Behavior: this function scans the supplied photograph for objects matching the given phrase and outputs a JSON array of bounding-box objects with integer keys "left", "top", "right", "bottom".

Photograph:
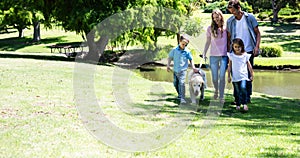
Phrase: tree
[
  {"left": 1, "top": 7, "right": 32, "bottom": 38},
  {"left": 271, "top": 0, "right": 300, "bottom": 23},
  {"left": 49, "top": 0, "right": 201, "bottom": 62},
  {"left": 0, "top": 0, "right": 50, "bottom": 41},
  {"left": 247, "top": 0, "right": 300, "bottom": 22}
]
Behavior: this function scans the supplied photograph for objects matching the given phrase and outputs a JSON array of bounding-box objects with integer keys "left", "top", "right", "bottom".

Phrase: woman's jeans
[
  {"left": 173, "top": 70, "right": 187, "bottom": 101},
  {"left": 233, "top": 80, "right": 247, "bottom": 106},
  {"left": 210, "top": 56, "right": 228, "bottom": 99}
]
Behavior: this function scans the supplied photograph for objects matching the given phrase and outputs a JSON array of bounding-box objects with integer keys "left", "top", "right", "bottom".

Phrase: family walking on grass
[{"left": 167, "top": 0, "right": 261, "bottom": 112}]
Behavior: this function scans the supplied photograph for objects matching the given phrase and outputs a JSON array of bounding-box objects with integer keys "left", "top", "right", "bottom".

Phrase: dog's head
[{"left": 190, "top": 75, "right": 204, "bottom": 96}]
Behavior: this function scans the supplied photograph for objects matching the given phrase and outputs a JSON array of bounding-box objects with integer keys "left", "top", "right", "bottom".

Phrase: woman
[{"left": 202, "top": 9, "right": 228, "bottom": 103}]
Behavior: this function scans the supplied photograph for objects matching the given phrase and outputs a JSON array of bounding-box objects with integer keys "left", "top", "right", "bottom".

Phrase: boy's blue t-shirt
[{"left": 168, "top": 45, "right": 193, "bottom": 73}]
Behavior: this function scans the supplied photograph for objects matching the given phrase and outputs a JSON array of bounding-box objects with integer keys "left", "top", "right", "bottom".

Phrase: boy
[{"left": 167, "top": 36, "right": 198, "bottom": 104}]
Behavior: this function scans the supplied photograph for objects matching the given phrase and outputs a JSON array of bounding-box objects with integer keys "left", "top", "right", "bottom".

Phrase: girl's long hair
[{"left": 211, "top": 9, "right": 224, "bottom": 38}]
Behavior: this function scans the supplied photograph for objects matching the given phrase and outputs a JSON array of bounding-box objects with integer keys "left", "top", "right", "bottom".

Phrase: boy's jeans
[
  {"left": 210, "top": 56, "right": 228, "bottom": 99},
  {"left": 232, "top": 80, "right": 247, "bottom": 106},
  {"left": 173, "top": 70, "right": 186, "bottom": 101}
]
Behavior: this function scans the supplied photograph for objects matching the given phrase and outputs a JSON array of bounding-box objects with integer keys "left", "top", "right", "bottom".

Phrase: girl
[
  {"left": 227, "top": 38, "right": 254, "bottom": 111},
  {"left": 203, "top": 9, "right": 228, "bottom": 103}
]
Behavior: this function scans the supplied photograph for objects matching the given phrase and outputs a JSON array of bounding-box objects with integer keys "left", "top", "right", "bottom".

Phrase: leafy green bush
[
  {"left": 280, "top": 15, "right": 299, "bottom": 22},
  {"left": 278, "top": 5, "right": 300, "bottom": 16},
  {"left": 257, "top": 12, "right": 269, "bottom": 21},
  {"left": 153, "top": 44, "right": 174, "bottom": 61},
  {"left": 203, "top": 0, "right": 253, "bottom": 14},
  {"left": 279, "top": 7, "right": 294, "bottom": 16},
  {"left": 260, "top": 45, "right": 283, "bottom": 57}
]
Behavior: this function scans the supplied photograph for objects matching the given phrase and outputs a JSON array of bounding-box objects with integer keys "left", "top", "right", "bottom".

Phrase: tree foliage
[
  {"left": 246, "top": 0, "right": 300, "bottom": 22},
  {"left": 49, "top": 0, "right": 203, "bottom": 61},
  {"left": 0, "top": 0, "right": 50, "bottom": 41}
]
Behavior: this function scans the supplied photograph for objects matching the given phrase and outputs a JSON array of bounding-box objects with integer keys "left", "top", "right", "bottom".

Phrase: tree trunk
[
  {"left": 18, "top": 28, "right": 24, "bottom": 38},
  {"left": 84, "top": 30, "right": 109, "bottom": 63},
  {"left": 96, "top": 35, "right": 109, "bottom": 63},
  {"left": 271, "top": 0, "right": 281, "bottom": 23},
  {"left": 85, "top": 30, "right": 99, "bottom": 62},
  {"left": 33, "top": 21, "right": 41, "bottom": 42},
  {"left": 177, "top": 33, "right": 180, "bottom": 44}
]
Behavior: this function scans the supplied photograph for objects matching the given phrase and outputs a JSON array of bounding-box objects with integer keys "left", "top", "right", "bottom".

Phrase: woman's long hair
[{"left": 211, "top": 9, "right": 224, "bottom": 38}]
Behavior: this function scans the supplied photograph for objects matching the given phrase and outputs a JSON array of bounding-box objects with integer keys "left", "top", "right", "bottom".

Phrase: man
[
  {"left": 167, "top": 36, "right": 198, "bottom": 104},
  {"left": 226, "top": 0, "right": 261, "bottom": 103}
]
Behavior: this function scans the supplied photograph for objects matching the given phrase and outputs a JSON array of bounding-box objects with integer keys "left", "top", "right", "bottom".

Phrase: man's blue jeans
[
  {"left": 233, "top": 80, "right": 247, "bottom": 106},
  {"left": 173, "top": 70, "right": 187, "bottom": 101},
  {"left": 246, "top": 51, "right": 254, "bottom": 102},
  {"left": 210, "top": 56, "right": 228, "bottom": 99}
]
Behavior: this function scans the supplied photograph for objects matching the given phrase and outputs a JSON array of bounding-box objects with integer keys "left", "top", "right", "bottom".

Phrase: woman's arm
[{"left": 203, "top": 36, "right": 211, "bottom": 60}]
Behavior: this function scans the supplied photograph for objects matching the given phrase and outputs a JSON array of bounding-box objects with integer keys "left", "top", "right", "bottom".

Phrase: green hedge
[
  {"left": 260, "top": 45, "right": 283, "bottom": 57},
  {"left": 279, "top": 15, "right": 299, "bottom": 22},
  {"left": 203, "top": 0, "right": 253, "bottom": 14}
]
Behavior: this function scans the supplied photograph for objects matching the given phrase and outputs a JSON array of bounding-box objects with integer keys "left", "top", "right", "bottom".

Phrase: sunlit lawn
[
  {"left": 0, "top": 57, "right": 299, "bottom": 157},
  {"left": 0, "top": 25, "right": 82, "bottom": 53}
]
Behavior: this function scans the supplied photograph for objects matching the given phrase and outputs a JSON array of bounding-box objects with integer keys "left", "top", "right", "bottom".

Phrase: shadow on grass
[
  {"left": 130, "top": 90, "right": 300, "bottom": 133},
  {"left": 0, "top": 53, "right": 75, "bottom": 62},
  {"left": 0, "top": 36, "right": 68, "bottom": 51},
  {"left": 281, "top": 41, "right": 300, "bottom": 53},
  {"left": 0, "top": 30, "right": 17, "bottom": 35},
  {"left": 258, "top": 146, "right": 298, "bottom": 157},
  {"left": 259, "top": 22, "right": 300, "bottom": 33},
  {"left": 262, "top": 34, "right": 300, "bottom": 53}
]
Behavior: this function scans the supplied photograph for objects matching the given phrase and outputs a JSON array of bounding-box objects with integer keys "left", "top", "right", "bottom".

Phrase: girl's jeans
[
  {"left": 210, "top": 56, "right": 228, "bottom": 99},
  {"left": 173, "top": 70, "right": 186, "bottom": 101},
  {"left": 232, "top": 80, "right": 247, "bottom": 106}
]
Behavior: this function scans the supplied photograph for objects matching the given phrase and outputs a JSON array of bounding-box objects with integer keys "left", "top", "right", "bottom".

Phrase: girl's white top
[{"left": 227, "top": 52, "right": 251, "bottom": 82}]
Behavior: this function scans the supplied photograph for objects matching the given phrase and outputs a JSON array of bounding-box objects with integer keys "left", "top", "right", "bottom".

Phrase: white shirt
[
  {"left": 236, "top": 15, "right": 252, "bottom": 52},
  {"left": 228, "top": 52, "right": 251, "bottom": 82}
]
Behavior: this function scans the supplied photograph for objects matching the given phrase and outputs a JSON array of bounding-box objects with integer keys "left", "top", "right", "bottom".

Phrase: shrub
[
  {"left": 278, "top": 7, "right": 294, "bottom": 16},
  {"left": 280, "top": 15, "right": 299, "bottom": 22},
  {"left": 258, "top": 12, "right": 269, "bottom": 21},
  {"left": 203, "top": 0, "right": 253, "bottom": 14},
  {"left": 260, "top": 45, "right": 283, "bottom": 57}
]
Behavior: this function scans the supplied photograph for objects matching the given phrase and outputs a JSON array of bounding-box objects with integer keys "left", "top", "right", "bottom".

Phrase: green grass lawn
[
  {"left": 0, "top": 25, "right": 82, "bottom": 53},
  {"left": 0, "top": 57, "right": 299, "bottom": 157}
]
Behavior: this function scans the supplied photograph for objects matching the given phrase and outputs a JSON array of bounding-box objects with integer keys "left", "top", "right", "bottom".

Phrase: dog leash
[{"left": 199, "top": 54, "right": 203, "bottom": 69}]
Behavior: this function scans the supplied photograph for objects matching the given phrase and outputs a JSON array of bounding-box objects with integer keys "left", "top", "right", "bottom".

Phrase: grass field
[{"left": 0, "top": 58, "right": 299, "bottom": 157}]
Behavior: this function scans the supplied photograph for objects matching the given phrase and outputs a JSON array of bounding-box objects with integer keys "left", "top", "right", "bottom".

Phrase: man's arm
[
  {"left": 227, "top": 31, "right": 231, "bottom": 52},
  {"left": 253, "top": 26, "right": 261, "bottom": 56},
  {"left": 247, "top": 61, "right": 254, "bottom": 81}
]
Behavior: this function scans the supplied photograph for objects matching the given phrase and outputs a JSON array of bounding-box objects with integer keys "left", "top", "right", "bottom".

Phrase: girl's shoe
[
  {"left": 220, "top": 98, "right": 225, "bottom": 104},
  {"left": 243, "top": 105, "right": 248, "bottom": 111},
  {"left": 236, "top": 106, "right": 240, "bottom": 110}
]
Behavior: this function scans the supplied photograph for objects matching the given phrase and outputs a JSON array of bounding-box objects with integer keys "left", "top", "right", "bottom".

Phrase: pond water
[{"left": 134, "top": 67, "right": 300, "bottom": 99}]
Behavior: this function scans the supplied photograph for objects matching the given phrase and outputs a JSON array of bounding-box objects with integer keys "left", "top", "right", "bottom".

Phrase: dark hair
[
  {"left": 232, "top": 38, "right": 245, "bottom": 53},
  {"left": 227, "top": 0, "right": 240, "bottom": 9},
  {"left": 180, "top": 35, "right": 189, "bottom": 43}
]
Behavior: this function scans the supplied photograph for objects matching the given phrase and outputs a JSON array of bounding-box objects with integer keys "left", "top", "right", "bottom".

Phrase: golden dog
[{"left": 188, "top": 69, "right": 205, "bottom": 104}]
